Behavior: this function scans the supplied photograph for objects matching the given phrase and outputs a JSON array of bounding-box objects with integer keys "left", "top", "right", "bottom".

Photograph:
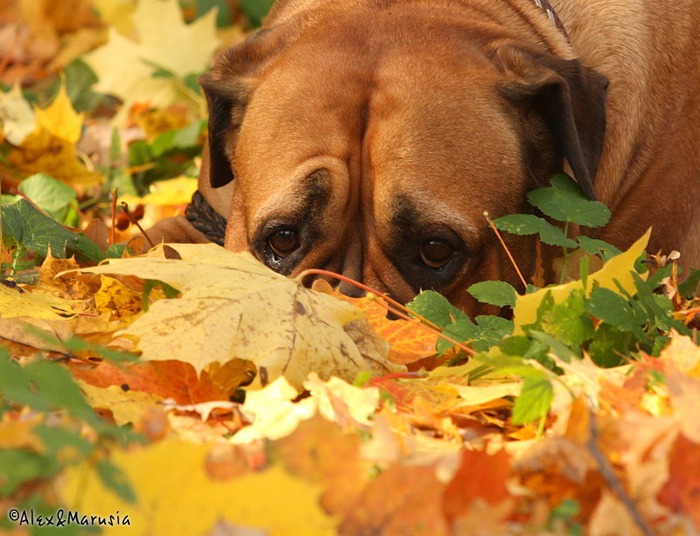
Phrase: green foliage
[
  {"left": 467, "top": 280, "right": 517, "bottom": 308},
  {"left": 2, "top": 199, "right": 105, "bottom": 270},
  {"left": 526, "top": 173, "right": 610, "bottom": 227},
  {"left": 128, "top": 120, "right": 205, "bottom": 193},
  {"left": 17, "top": 173, "right": 79, "bottom": 226},
  {"left": 239, "top": 0, "right": 276, "bottom": 26},
  {"left": 493, "top": 174, "right": 612, "bottom": 279},
  {"left": 409, "top": 173, "right": 695, "bottom": 428},
  {"left": 0, "top": 350, "right": 141, "bottom": 502}
]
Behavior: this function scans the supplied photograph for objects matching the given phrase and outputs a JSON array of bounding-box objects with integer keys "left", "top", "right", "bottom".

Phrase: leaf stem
[
  {"left": 296, "top": 268, "right": 476, "bottom": 356},
  {"left": 483, "top": 212, "right": 528, "bottom": 291},
  {"left": 559, "top": 221, "right": 570, "bottom": 284}
]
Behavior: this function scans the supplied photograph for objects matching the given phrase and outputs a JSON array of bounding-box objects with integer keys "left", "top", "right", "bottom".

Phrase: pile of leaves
[{"left": 1, "top": 1, "right": 700, "bottom": 535}]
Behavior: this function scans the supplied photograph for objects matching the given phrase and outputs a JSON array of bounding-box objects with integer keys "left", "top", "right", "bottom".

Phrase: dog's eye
[
  {"left": 269, "top": 228, "right": 300, "bottom": 258},
  {"left": 419, "top": 239, "right": 454, "bottom": 269}
]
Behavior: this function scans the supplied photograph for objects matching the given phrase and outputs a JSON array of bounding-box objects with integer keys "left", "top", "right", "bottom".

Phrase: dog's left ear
[
  {"left": 199, "top": 25, "right": 297, "bottom": 188},
  {"left": 495, "top": 44, "right": 609, "bottom": 199}
]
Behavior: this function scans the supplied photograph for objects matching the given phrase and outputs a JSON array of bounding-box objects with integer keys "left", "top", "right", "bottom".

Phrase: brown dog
[{"left": 165, "top": 0, "right": 700, "bottom": 312}]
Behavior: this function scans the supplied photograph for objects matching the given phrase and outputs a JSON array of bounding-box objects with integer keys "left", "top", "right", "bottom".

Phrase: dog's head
[{"left": 200, "top": 1, "right": 607, "bottom": 313}]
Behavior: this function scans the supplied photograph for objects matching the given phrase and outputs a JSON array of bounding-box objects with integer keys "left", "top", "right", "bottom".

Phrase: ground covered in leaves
[{"left": 1, "top": 1, "right": 700, "bottom": 535}]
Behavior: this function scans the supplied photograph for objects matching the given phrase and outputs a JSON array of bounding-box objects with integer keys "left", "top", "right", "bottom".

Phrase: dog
[{"left": 155, "top": 0, "right": 700, "bottom": 313}]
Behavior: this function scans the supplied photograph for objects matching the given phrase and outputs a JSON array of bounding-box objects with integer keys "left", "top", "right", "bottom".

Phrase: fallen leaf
[
  {"left": 275, "top": 415, "right": 370, "bottom": 516},
  {"left": 34, "top": 82, "right": 84, "bottom": 144},
  {"left": 443, "top": 447, "right": 512, "bottom": 523},
  {"left": 61, "top": 438, "right": 336, "bottom": 536},
  {"left": 84, "top": 0, "right": 219, "bottom": 116},
  {"left": 0, "top": 283, "right": 78, "bottom": 320},
  {"left": 68, "top": 359, "right": 229, "bottom": 404},
  {"left": 232, "top": 377, "right": 316, "bottom": 443},
  {"left": 0, "top": 83, "right": 35, "bottom": 145},
  {"left": 341, "top": 294, "right": 439, "bottom": 364},
  {"left": 657, "top": 433, "right": 700, "bottom": 528},
  {"left": 77, "top": 380, "right": 163, "bottom": 426},
  {"left": 78, "top": 243, "right": 403, "bottom": 390},
  {"left": 514, "top": 229, "right": 651, "bottom": 332},
  {"left": 338, "top": 465, "right": 449, "bottom": 536}
]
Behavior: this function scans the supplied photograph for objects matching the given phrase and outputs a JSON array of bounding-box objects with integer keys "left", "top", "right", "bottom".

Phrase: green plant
[
  {"left": 408, "top": 173, "right": 695, "bottom": 430},
  {"left": 0, "top": 348, "right": 142, "bottom": 535}
]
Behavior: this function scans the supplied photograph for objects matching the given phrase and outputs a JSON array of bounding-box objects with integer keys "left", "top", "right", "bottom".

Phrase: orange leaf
[
  {"left": 341, "top": 294, "right": 439, "bottom": 365},
  {"left": 68, "top": 359, "right": 228, "bottom": 403},
  {"left": 443, "top": 447, "right": 511, "bottom": 523},
  {"left": 657, "top": 434, "right": 700, "bottom": 528},
  {"left": 340, "top": 465, "right": 449, "bottom": 535}
]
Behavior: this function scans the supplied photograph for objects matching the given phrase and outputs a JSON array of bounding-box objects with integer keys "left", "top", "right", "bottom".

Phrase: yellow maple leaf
[
  {"left": 120, "top": 176, "right": 197, "bottom": 207},
  {"left": 83, "top": 0, "right": 219, "bottom": 116},
  {"left": 93, "top": 0, "right": 136, "bottom": 35},
  {"left": 60, "top": 439, "right": 336, "bottom": 536},
  {"left": 77, "top": 244, "right": 403, "bottom": 390},
  {"left": 9, "top": 85, "right": 103, "bottom": 189},
  {"left": 0, "top": 283, "right": 78, "bottom": 320},
  {"left": 77, "top": 380, "right": 164, "bottom": 426},
  {"left": 513, "top": 229, "right": 651, "bottom": 332},
  {"left": 34, "top": 83, "right": 84, "bottom": 144}
]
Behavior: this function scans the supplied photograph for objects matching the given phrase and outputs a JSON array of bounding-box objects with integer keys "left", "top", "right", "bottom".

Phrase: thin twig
[
  {"left": 585, "top": 403, "right": 654, "bottom": 536},
  {"left": 297, "top": 268, "right": 476, "bottom": 356},
  {"left": 121, "top": 202, "right": 155, "bottom": 248}
]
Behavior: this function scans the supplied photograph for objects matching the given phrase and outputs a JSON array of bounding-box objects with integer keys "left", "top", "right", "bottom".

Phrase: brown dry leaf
[
  {"left": 78, "top": 243, "right": 404, "bottom": 390},
  {"left": 37, "top": 253, "right": 101, "bottom": 302},
  {"left": 94, "top": 275, "right": 144, "bottom": 322}
]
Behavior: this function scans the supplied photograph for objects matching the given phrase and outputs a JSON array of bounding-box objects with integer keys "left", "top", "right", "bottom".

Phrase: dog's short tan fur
[{"left": 164, "top": 0, "right": 700, "bottom": 312}]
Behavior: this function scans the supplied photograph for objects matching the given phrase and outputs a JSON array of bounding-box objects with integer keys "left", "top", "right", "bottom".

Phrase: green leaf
[
  {"left": 96, "top": 458, "right": 137, "bottom": 503},
  {"left": 528, "top": 330, "right": 579, "bottom": 364},
  {"left": 63, "top": 59, "right": 104, "bottom": 112},
  {"left": 407, "top": 290, "right": 468, "bottom": 328},
  {"left": 536, "top": 288, "right": 594, "bottom": 350},
  {"left": 17, "top": 173, "right": 77, "bottom": 224},
  {"left": 586, "top": 287, "right": 636, "bottom": 331},
  {"left": 679, "top": 268, "right": 700, "bottom": 299},
  {"left": 467, "top": 280, "right": 517, "bottom": 308},
  {"left": 587, "top": 323, "right": 632, "bottom": 367},
  {"left": 493, "top": 213, "right": 576, "bottom": 248},
  {"left": 577, "top": 235, "right": 621, "bottom": 260},
  {"left": 438, "top": 316, "right": 479, "bottom": 354},
  {"left": 0, "top": 353, "right": 102, "bottom": 429},
  {"left": 33, "top": 424, "right": 93, "bottom": 459},
  {"left": 239, "top": 0, "right": 275, "bottom": 26},
  {"left": 527, "top": 174, "right": 611, "bottom": 227},
  {"left": 150, "top": 120, "right": 205, "bottom": 157},
  {"left": 0, "top": 450, "right": 54, "bottom": 496},
  {"left": 1, "top": 199, "right": 104, "bottom": 263},
  {"left": 511, "top": 376, "right": 553, "bottom": 425}
]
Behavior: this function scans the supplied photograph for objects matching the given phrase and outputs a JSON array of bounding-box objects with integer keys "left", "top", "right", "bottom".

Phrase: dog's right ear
[{"left": 199, "top": 27, "right": 295, "bottom": 188}]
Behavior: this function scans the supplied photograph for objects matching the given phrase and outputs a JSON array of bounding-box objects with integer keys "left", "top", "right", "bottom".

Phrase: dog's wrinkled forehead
[{"left": 231, "top": 17, "right": 523, "bottom": 217}]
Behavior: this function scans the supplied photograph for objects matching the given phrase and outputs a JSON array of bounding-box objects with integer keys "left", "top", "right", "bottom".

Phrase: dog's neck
[{"left": 533, "top": 0, "right": 569, "bottom": 40}]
